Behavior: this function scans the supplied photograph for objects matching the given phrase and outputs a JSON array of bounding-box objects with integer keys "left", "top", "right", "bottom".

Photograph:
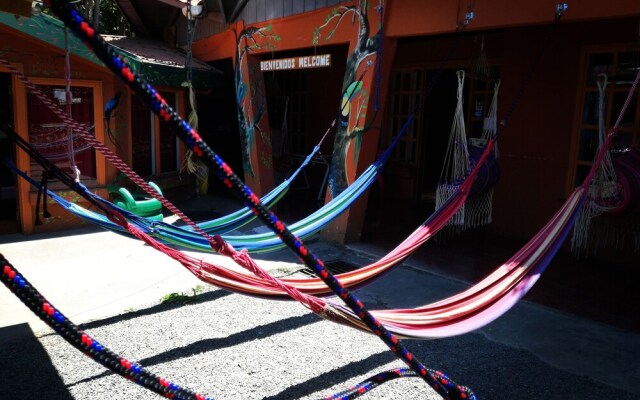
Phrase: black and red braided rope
[
  {"left": 324, "top": 368, "right": 417, "bottom": 400},
  {"left": 43, "top": 1, "right": 474, "bottom": 398},
  {"left": 4, "top": 125, "right": 412, "bottom": 400},
  {"left": 0, "top": 254, "right": 213, "bottom": 400}
]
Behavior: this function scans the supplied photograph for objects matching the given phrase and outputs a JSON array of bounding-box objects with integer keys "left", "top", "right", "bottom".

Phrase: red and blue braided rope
[
  {"left": 4, "top": 124, "right": 429, "bottom": 399},
  {"left": 324, "top": 368, "right": 417, "bottom": 400},
  {"left": 0, "top": 255, "right": 213, "bottom": 400},
  {"left": 43, "top": 1, "right": 475, "bottom": 398}
]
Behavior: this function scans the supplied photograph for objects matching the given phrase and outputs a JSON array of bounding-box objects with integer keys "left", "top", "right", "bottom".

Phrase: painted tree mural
[
  {"left": 314, "top": 1, "right": 382, "bottom": 197},
  {"left": 234, "top": 25, "right": 279, "bottom": 177}
]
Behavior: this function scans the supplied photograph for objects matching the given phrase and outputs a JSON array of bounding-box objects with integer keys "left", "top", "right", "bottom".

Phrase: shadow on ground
[{"left": 0, "top": 323, "right": 73, "bottom": 399}]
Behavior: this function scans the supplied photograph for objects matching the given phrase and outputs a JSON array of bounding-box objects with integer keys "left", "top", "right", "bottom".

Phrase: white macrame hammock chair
[
  {"left": 436, "top": 70, "right": 500, "bottom": 231},
  {"left": 571, "top": 73, "right": 621, "bottom": 253}
]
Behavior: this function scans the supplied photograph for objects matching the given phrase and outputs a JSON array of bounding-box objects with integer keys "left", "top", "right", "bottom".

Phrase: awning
[
  {"left": 103, "top": 35, "right": 221, "bottom": 90},
  {"left": 0, "top": 9, "right": 103, "bottom": 66},
  {"left": 0, "top": 9, "right": 221, "bottom": 90}
]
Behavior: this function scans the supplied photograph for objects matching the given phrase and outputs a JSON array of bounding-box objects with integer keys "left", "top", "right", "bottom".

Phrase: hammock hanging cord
[{"left": 64, "top": 26, "right": 81, "bottom": 182}]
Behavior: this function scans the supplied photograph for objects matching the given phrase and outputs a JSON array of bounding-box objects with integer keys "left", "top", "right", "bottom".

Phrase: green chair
[{"left": 112, "top": 181, "right": 164, "bottom": 221}]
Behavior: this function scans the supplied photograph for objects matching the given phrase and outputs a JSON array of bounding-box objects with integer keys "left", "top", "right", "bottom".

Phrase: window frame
[
  {"left": 26, "top": 77, "right": 106, "bottom": 188},
  {"left": 385, "top": 67, "right": 425, "bottom": 166},
  {"left": 567, "top": 44, "right": 640, "bottom": 196},
  {"left": 129, "top": 87, "right": 186, "bottom": 177}
]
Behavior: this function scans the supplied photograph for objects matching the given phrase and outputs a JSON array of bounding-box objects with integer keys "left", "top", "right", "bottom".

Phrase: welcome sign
[{"left": 260, "top": 54, "right": 332, "bottom": 71}]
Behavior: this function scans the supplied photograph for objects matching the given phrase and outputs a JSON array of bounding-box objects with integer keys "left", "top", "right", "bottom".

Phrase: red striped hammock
[
  {"left": 118, "top": 64, "right": 638, "bottom": 340},
  {"left": 117, "top": 136, "right": 586, "bottom": 339}
]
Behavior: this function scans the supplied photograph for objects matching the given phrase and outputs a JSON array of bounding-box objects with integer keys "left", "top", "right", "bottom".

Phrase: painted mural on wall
[
  {"left": 314, "top": 1, "right": 382, "bottom": 197},
  {"left": 234, "top": 24, "right": 280, "bottom": 177}
]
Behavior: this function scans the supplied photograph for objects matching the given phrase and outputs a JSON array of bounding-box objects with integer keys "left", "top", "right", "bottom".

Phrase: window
[
  {"left": 466, "top": 75, "right": 499, "bottom": 140},
  {"left": 572, "top": 48, "right": 640, "bottom": 187},
  {"left": 26, "top": 83, "right": 98, "bottom": 182},
  {"left": 131, "top": 90, "right": 182, "bottom": 177},
  {"left": 384, "top": 67, "right": 503, "bottom": 201},
  {"left": 385, "top": 68, "right": 499, "bottom": 164},
  {"left": 387, "top": 69, "right": 423, "bottom": 164}
]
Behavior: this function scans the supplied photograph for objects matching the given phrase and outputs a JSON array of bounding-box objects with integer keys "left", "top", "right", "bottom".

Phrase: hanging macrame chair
[
  {"left": 572, "top": 74, "right": 640, "bottom": 253},
  {"left": 436, "top": 71, "right": 500, "bottom": 232},
  {"left": 436, "top": 70, "right": 469, "bottom": 228},
  {"left": 465, "top": 79, "right": 500, "bottom": 229}
]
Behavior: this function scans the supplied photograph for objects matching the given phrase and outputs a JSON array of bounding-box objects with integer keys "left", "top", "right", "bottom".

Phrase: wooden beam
[
  {"left": 115, "top": 0, "right": 150, "bottom": 36},
  {"left": 155, "top": 0, "right": 195, "bottom": 9}
]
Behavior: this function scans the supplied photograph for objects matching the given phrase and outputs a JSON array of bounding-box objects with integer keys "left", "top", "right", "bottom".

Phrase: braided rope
[
  {"left": 0, "top": 254, "right": 214, "bottom": 400},
  {"left": 324, "top": 368, "right": 416, "bottom": 400},
  {"left": 45, "top": 1, "right": 474, "bottom": 398}
]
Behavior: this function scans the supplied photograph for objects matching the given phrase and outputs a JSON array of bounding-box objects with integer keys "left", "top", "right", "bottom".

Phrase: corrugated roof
[
  {"left": 103, "top": 35, "right": 217, "bottom": 72},
  {"left": 0, "top": 10, "right": 222, "bottom": 89}
]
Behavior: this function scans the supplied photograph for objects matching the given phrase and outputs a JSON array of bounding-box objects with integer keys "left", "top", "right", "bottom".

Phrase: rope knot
[{"left": 209, "top": 234, "right": 227, "bottom": 253}]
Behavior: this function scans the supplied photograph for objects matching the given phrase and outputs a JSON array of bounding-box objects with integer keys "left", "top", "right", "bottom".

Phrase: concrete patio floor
[{"left": 0, "top": 193, "right": 638, "bottom": 399}]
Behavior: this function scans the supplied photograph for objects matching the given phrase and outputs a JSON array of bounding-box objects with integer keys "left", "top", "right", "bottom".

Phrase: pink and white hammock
[{"left": 116, "top": 67, "right": 638, "bottom": 340}]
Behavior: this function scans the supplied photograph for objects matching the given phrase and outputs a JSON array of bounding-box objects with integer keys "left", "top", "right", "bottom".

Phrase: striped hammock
[
  {"left": 15, "top": 135, "right": 595, "bottom": 341},
  {"left": 11, "top": 137, "right": 497, "bottom": 296},
  {"left": 19, "top": 70, "right": 633, "bottom": 340},
  {"left": 115, "top": 134, "right": 605, "bottom": 340},
  {"left": 12, "top": 147, "right": 387, "bottom": 253},
  {"left": 15, "top": 107, "right": 415, "bottom": 253}
]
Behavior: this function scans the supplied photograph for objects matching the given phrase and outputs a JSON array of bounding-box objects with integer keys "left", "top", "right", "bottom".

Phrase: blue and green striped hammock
[{"left": 11, "top": 140, "right": 392, "bottom": 253}]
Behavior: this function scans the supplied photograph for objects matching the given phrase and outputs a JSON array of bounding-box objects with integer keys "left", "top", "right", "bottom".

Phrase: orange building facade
[
  {"left": 193, "top": 1, "right": 640, "bottom": 264},
  {"left": 0, "top": 1, "right": 638, "bottom": 266},
  {"left": 0, "top": 10, "right": 203, "bottom": 235}
]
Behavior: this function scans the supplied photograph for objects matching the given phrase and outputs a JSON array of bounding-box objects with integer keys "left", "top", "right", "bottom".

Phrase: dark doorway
[
  {"left": 367, "top": 68, "right": 466, "bottom": 242},
  {"left": 197, "top": 58, "right": 242, "bottom": 197},
  {"left": 0, "top": 73, "right": 18, "bottom": 234},
  {"left": 262, "top": 44, "right": 348, "bottom": 221},
  {"left": 418, "top": 69, "right": 468, "bottom": 219}
]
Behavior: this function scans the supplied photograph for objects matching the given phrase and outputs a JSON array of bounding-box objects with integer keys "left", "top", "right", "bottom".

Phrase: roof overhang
[
  {"left": 0, "top": 10, "right": 222, "bottom": 90},
  {"left": 0, "top": 9, "right": 104, "bottom": 66},
  {"left": 104, "top": 35, "right": 222, "bottom": 90}
]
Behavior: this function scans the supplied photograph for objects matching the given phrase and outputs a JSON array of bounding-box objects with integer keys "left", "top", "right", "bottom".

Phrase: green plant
[{"left": 160, "top": 285, "right": 206, "bottom": 305}]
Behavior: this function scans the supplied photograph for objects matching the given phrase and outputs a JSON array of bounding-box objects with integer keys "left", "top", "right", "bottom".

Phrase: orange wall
[
  {"left": 385, "top": 0, "right": 640, "bottom": 37},
  {"left": 195, "top": 1, "right": 640, "bottom": 60},
  {"left": 192, "top": 1, "right": 640, "bottom": 248},
  {"left": 194, "top": 7, "right": 357, "bottom": 61},
  {"left": 1, "top": 25, "right": 123, "bottom": 234}
]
